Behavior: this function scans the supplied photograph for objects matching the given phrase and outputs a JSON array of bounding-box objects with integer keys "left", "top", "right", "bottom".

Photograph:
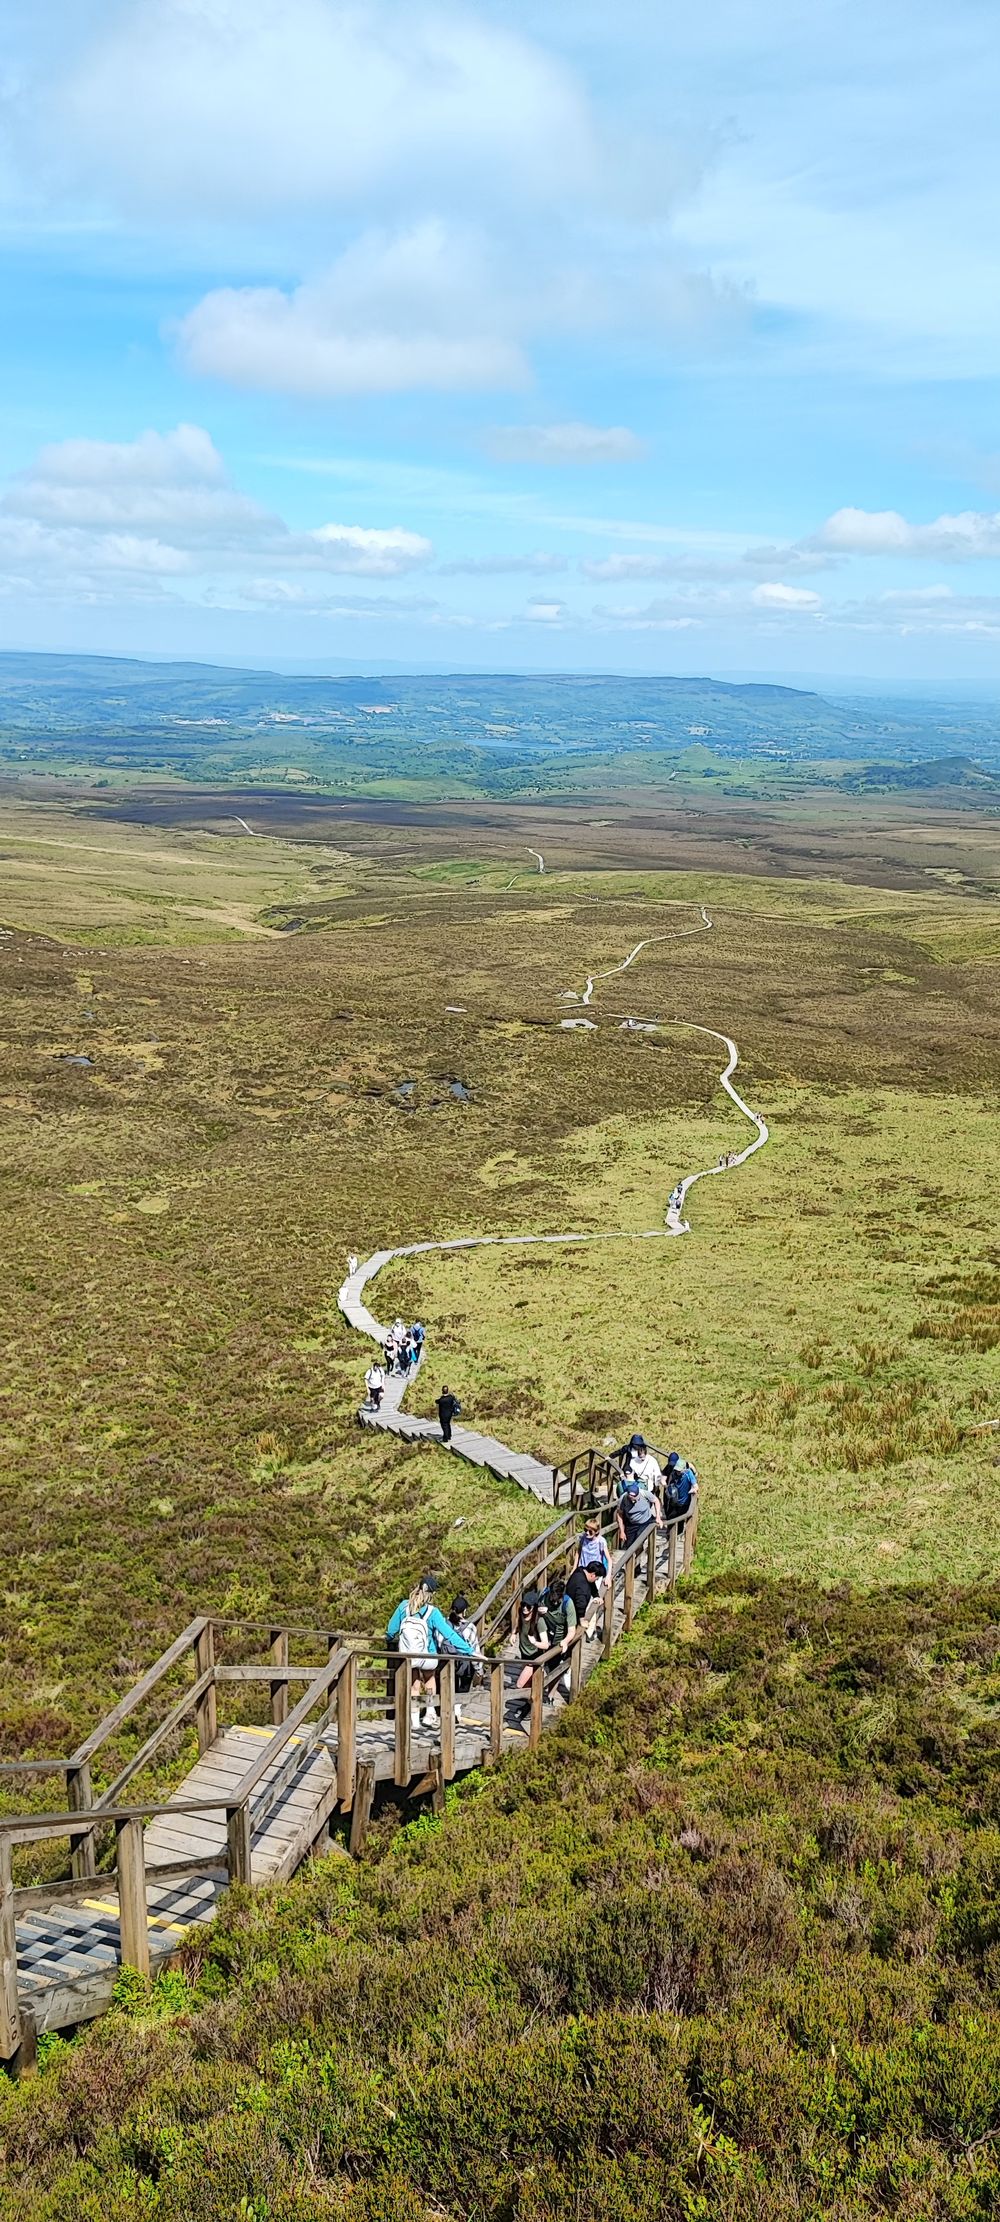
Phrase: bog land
[{"left": 2, "top": 721, "right": 1000, "bottom": 2215}]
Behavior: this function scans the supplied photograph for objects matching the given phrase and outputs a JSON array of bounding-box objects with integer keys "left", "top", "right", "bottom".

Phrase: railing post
[
  {"left": 602, "top": 1581, "right": 615, "bottom": 1661},
  {"left": 336, "top": 1652, "right": 357, "bottom": 1807},
  {"left": 667, "top": 1522, "right": 678, "bottom": 1593},
  {"left": 269, "top": 1628, "right": 289, "bottom": 1726},
  {"left": 114, "top": 1818, "right": 150, "bottom": 1978},
  {"left": 0, "top": 1835, "right": 23, "bottom": 2072},
  {"left": 67, "top": 1761, "right": 96, "bottom": 1881},
  {"left": 570, "top": 1627, "right": 584, "bottom": 1697},
  {"left": 623, "top": 1554, "right": 636, "bottom": 1633},
  {"left": 646, "top": 1526, "right": 658, "bottom": 1603},
  {"left": 194, "top": 1622, "right": 217, "bottom": 1754},
  {"left": 489, "top": 1661, "right": 504, "bottom": 1760},
  {"left": 349, "top": 1760, "right": 376, "bottom": 1856},
  {"left": 394, "top": 1661, "right": 411, "bottom": 1788},
  {"left": 439, "top": 1660, "right": 456, "bottom": 1783},
  {"left": 529, "top": 1666, "right": 544, "bottom": 1749},
  {"left": 226, "top": 1801, "right": 253, "bottom": 1887}
]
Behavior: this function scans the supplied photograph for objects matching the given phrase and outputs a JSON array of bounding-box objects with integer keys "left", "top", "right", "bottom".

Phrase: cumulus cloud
[
  {"left": 811, "top": 505, "right": 1000, "bottom": 560},
  {"left": 0, "top": 423, "right": 435, "bottom": 602},
  {"left": 3, "top": 425, "right": 266, "bottom": 541},
  {"left": 486, "top": 423, "right": 645, "bottom": 466},
  {"left": 178, "top": 223, "right": 529, "bottom": 397}
]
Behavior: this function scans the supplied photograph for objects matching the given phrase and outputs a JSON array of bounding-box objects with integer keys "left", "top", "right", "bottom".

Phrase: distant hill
[{"left": 0, "top": 651, "right": 997, "bottom": 772}]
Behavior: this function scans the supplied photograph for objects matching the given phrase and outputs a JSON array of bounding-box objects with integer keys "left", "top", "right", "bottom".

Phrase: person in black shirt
[
  {"left": 566, "top": 1560, "right": 603, "bottom": 1629},
  {"left": 437, "top": 1385, "right": 461, "bottom": 1442}
]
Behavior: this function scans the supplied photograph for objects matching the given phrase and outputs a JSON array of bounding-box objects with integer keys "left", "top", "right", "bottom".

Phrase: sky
[{"left": 2, "top": 0, "right": 1000, "bottom": 685}]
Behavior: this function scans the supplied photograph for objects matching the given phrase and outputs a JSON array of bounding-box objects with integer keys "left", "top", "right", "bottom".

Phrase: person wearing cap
[
  {"left": 616, "top": 1474, "right": 664, "bottom": 1551},
  {"left": 618, "top": 1432, "right": 663, "bottom": 1493}
]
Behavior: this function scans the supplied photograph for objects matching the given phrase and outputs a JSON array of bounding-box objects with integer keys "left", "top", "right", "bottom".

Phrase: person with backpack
[
  {"left": 617, "top": 1476, "right": 663, "bottom": 1550},
  {"left": 446, "top": 1593, "right": 481, "bottom": 1692},
  {"left": 411, "top": 1321, "right": 426, "bottom": 1364},
  {"left": 386, "top": 1575, "right": 474, "bottom": 1732},
  {"left": 511, "top": 1587, "right": 550, "bottom": 1723},
  {"left": 365, "top": 1359, "right": 385, "bottom": 1411},
  {"left": 541, "top": 1572, "right": 578, "bottom": 1696},
  {"left": 437, "top": 1385, "right": 461, "bottom": 1443},
  {"left": 663, "top": 1458, "right": 699, "bottom": 1520}
]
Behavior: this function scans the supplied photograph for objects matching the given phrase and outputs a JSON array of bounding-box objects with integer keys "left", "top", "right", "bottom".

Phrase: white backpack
[{"left": 397, "top": 1610, "right": 431, "bottom": 1656}]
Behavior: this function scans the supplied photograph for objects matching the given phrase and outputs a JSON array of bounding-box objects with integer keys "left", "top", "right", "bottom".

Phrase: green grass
[
  {"left": 373, "top": 1084, "right": 1000, "bottom": 1588},
  {"left": 4, "top": 1575, "right": 1000, "bottom": 2218}
]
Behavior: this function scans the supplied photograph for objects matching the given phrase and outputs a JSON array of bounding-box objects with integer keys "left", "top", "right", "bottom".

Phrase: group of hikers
[
  {"left": 364, "top": 1318, "right": 426, "bottom": 1409},
  {"left": 384, "top": 1433, "right": 698, "bottom": 1735}
]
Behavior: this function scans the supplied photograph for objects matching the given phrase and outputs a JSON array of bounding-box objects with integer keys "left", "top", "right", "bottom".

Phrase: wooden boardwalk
[{"left": 1, "top": 1478, "right": 693, "bottom": 2069}]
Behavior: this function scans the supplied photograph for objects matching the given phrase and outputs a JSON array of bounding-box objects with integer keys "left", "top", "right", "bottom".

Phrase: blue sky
[{"left": 2, "top": 0, "right": 1000, "bottom": 683}]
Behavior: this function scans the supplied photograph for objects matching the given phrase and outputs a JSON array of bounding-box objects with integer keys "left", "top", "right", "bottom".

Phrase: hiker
[
  {"left": 541, "top": 1572, "right": 578, "bottom": 1695},
  {"left": 365, "top": 1359, "right": 385, "bottom": 1411},
  {"left": 383, "top": 1329, "right": 397, "bottom": 1374},
  {"left": 617, "top": 1475, "right": 664, "bottom": 1550},
  {"left": 618, "top": 1433, "right": 663, "bottom": 1492},
  {"left": 565, "top": 1558, "right": 605, "bottom": 1639},
  {"left": 447, "top": 1594, "right": 481, "bottom": 1691},
  {"left": 577, "top": 1513, "right": 612, "bottom": 1591},
  {"left": 347, "top": 1252, "right": 359, "bottom": 1277},
  {"left": 663, "top": 1457, "right": 699, "bottom": 1520},
  {"left": 405, "top": 1331, "right": 421, "bottom": 1374},
  {"left": 397, "top": 1329, "right": 413, "bottom": 1373},
  {"left": 386, "top": 1575, "right": 474, "bottom": 1732},
  {"left": 411, "top": 1321, "right": 426, "bottom": 1363},
  {"left": 512, "top": 1587, "right": 550, "bottom": 1719},
  {"left": 669, "top": 1184, "right": 682, "bottom": 1211},
  {"left": 437, "top": 1385, "right": 461, "bottom": 1443}
]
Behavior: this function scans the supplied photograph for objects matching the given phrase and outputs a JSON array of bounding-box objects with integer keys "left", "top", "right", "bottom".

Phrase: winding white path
[
  {"left": 575, "top": 906, "right": 713, "bottom": 1006},
  {"left": 340, "top": 904, "right": 769, "bottom": 1489}
]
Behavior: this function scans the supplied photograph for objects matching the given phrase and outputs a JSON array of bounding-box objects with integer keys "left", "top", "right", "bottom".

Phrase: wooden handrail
[
  {"left": 226, "top": 1649, "right": 353, "bottom": 1813},
  {"left": 95, "top": 1670, "right": 214, "bottom": 1811},
  {"left": 67, "top": 1617, "right": 210, "bottom": 1768}
]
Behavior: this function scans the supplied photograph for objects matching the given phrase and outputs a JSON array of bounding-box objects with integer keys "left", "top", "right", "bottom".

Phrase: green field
[{"left": 2, "top": 763, "right": 1000, "bottom": 2212}]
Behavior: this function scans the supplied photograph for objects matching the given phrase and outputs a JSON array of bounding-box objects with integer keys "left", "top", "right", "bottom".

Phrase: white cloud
[
  {"left": 52, "top": 0, "right": 594, "bottom": 221},
  {"left": 300, "top": 523, "right": 432, "bottom": 575},
  {"left": 486, "top": 423, "right": 645, "bottom": 466},
  {"left": 439, "top": 552, "right": 568, "bottom": 575},
  {"left": 178, "top": 223, "right": 529, "bottom": 397},
  {"left": 3, "top": 425, "right": 266, "bottom": 540},
  {"left": 811, "top": 504, "right": 1000, "bottom": 560},
  {"left": 524, "top": 598, "right": 569, "bottom": 623},
  {"left": 750, "top": 581, "right": 822, "bottom": 611},
  {"left": 0, "top": 423, "right": 435, "bottom": 601}
]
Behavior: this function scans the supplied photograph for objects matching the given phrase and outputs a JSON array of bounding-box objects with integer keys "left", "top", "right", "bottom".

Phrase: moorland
[{"left": 1, "top": 689, "right": 1000, "bottom": 2215}]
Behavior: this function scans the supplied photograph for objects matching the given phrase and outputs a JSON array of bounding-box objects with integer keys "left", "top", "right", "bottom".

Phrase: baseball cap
[
  {"left": 629, "top": 1433, "right": 645, "bottom": 1450},
  {"left": 422, "top": 1574, "right": 440, "bottom": 1593}
]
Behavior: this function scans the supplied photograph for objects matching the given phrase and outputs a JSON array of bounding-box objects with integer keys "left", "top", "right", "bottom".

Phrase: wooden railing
[{"left": 0, "top": 1465, "right": 697, "bottom": 2072}]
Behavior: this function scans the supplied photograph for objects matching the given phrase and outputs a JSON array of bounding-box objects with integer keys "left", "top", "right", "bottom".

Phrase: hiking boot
[{"left": 423, "top": 1706, "right": 439, "bottom": 1728}]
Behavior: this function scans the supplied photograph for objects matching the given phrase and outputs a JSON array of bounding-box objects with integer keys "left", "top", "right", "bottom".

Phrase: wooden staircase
[{"left": 1, "top": 1457, "right": 696, "bottom": 2075}]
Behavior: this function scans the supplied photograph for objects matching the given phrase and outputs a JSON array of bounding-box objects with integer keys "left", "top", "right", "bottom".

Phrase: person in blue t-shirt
[{"left": 386, "top": 1575, "right": 474, "bottom": 1732}]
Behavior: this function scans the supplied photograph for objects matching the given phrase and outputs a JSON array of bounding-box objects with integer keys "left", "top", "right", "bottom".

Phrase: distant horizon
[{"left": 2, "top": 643, "right": 999, "bottom": 707}]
